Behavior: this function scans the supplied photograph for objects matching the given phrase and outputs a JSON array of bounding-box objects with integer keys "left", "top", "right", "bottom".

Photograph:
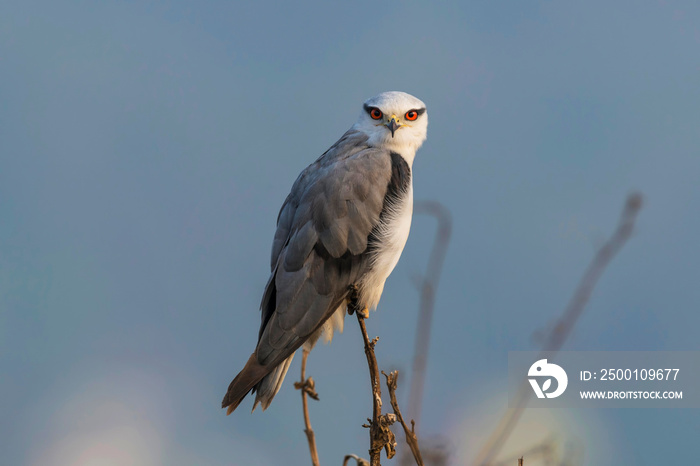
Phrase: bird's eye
[
  {"left": 405, "top": 110, "right": 418, "bottom": 121},
  {"left": 370, "top": 108, "right": 383, "bottom": 120}
]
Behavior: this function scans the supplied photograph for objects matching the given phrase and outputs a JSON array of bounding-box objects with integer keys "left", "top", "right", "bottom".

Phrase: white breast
[{"left": 359, "top": 182, "right": 414, "bottom": 310}]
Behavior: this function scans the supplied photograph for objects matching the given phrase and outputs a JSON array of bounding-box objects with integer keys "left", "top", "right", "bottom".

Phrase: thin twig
[
  {"left": 383, "top": 370, "right": 424, "bottom": 466},
  {"left": 490, "top": 437, "right": 556, "bottom": 466},
  {"left": 294, "top": 349, "right": 320, "bottom": 466},
  {"left": 356, "top": 313, "right": 397, "bottom": 465},
  {"left": 343, "top": 454, "right": 370, "bottom": 466},
  {"left": 408, "top": 201, "right": 452, "bottom": 430},
  {"left": 474, "top": 193, "right": 643, "bottom": 465}
]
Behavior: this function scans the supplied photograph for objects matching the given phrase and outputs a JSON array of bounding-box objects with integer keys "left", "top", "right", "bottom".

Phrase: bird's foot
[
  {"left": 294, "top": 376, "right": 319, "bottom": 401},
  {"left": 347, "top": 284, "right": 369, "bottom": 318},
  {"left": 357, "top": 307, "right": 370, "bottom": 319}
]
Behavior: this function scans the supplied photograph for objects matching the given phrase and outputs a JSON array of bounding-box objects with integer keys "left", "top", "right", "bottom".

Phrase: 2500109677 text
[{"left": 580, "top": 369, "right": 679, "bottom": 381}]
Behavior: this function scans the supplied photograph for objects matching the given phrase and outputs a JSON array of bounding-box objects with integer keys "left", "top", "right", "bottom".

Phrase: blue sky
[{"left": 2, "top": 1, "right": 699, "bottom": 464}]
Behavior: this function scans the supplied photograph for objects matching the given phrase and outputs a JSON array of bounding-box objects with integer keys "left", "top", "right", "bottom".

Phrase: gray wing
[{"left": 255, "top": 130, "right": 392, "bottom": 366}]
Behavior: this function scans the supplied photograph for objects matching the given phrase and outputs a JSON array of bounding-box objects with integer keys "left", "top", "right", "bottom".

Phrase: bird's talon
[
  {"left": 357, "top": 307, "right": 369, "bottom": 319},
  {"left": 347, "top": 284, "right": 362, "bottom": 315}
]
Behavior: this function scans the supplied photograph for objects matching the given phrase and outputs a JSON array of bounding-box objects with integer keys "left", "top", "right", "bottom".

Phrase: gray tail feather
[
  {"left": 252, "top": 353, "right": 295, "bottom": 411},
  {"left": 222, "top": 353, "right": 295, "bottom": 414},
  {"left": 222, "top": 353, "right": 269, "bottom": 415}
]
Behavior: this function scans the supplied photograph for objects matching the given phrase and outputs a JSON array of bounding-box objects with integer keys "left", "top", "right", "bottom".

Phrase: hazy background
[{"left": 2, "top": 1, "right": 699, "bottom": 464}]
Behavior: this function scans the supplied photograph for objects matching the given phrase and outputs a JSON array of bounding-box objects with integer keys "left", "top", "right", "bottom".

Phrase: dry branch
[
  {"left": 408, "top": 201, "right": 452, "bottom": 429},
  {"left": 294, "top": 349, "right": 320, "bottom": 466},
  {"left": 490, "top": 437, "right": 560, "bottom": 466},
  {"left": 356, "top": 313, "right": 397, "bottom": 465},
  {"left": 383, "top": 370, "right": 424, "bottom": 465},
  {"left": 343, "top": 454, "right": 370, "bottom": 466},
  {"left": 473, "top": 193, "right": 643, "bottom": 465}
]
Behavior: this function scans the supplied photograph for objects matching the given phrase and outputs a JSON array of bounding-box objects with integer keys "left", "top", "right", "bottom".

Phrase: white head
[{"left": 352, "top": 91, "right": 428, "bottom": 165}]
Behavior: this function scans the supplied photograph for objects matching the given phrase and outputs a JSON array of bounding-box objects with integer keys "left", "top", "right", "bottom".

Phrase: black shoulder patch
[
  {"left": 366, "top": 151, "right": 412, "bottom": 253},
  {"left": 388, "top": 151, "right": 411, "bottom": 198}
]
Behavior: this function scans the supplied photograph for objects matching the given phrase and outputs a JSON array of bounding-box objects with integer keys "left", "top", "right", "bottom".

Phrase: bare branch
[
  {"left": 474, "top": 193, "right": 643, "bottom": 465},
  {"left": 408, "top": 201, "right": 452, "bottom": 428},
  {"left": 490, "top": 437, "right": 561, "bottom": 466},
  {"left": 356, "top": 313, "right": 397, "bottom": 465},
  {"left": 294, "top": 349, "right": 320, "bottom": 466},
  {"left": 383, "top": 370, "right": 424, "bottom": 466},
  {"left": 343, "top": 454, "right": 370, "bottom": 466}
]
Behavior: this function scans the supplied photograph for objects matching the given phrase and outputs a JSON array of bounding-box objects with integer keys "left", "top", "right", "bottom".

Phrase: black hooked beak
[{"left": 385, "top": 117, "right": 400, "bottom": 138}]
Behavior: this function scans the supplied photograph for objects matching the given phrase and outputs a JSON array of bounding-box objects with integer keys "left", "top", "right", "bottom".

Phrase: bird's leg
[
  {"left": 347, "top": 284, "right": 370, "bottom": 319},
  {"left": 347, "top": 284, "right": 360, "bottom": 315}
]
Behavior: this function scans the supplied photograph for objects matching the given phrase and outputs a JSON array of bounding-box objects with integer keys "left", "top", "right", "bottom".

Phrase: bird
[{"left": 222, "top": 91, "right": 428, "bottom": 414}]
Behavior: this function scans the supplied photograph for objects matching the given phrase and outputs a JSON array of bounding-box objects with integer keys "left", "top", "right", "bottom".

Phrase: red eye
[
  {"left": 370, "top": 108, "right": 383, "bottom": 120},
  {"left": 405, "top": 110, "right": 418, "bottom": 121}
]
